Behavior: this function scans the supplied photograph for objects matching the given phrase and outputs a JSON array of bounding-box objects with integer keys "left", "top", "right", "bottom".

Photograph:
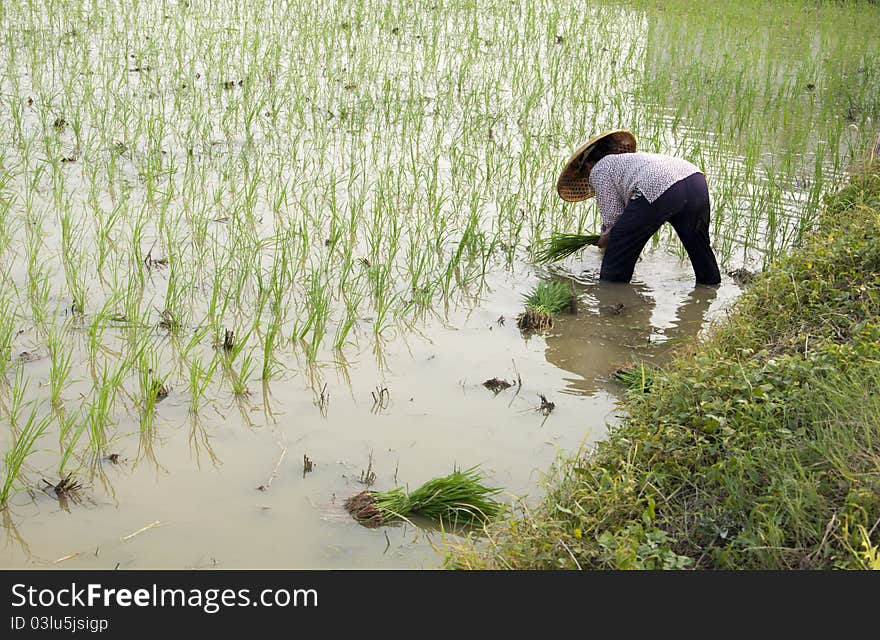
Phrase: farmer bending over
[{"left": 557, "top": 130, "right": 721, "bottom": 285}]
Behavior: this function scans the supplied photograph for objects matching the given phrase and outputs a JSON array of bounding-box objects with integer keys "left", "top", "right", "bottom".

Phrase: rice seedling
[
  {"left": 333, "top": 291, "right": 363, "bottom": 352},
  {"left": 231, "top": 352, "right": 256, "bottom": 397},
  {"left": 533, "top": 233, "right": 602, "bottom": 264},
  {"left": 47, "top": 330, "right": 74, "bottom": 409},
  {"left": 59, "top": 210, "right": 88, "bottom": 315},
  {"left": 7, "top": 366, "right": 31, "bottom": 435},
  {"left": 517, "top": 280, "right": 575, "bottom": 333},
  {"left": 0, "top": 293, "right": 15, "bottom": 382},
  {"left": 58, "top": 409, "right": 87, "bottom": 477},
  {"left": 1, "top": 404, "right": 52, "bottom": 506},
  {"left": 259, "top": 322, "right": 282, "bottom": 383},
  {"left": 299, "top": 269, "right": 331, "bottom": 363},
  {"left": 345, "top": 466, "right": 504, "bottom": 529},
  {"left": 136, "top": 347, "right": 169, "bottom": 435},
  {"left": 85, "top": 299, "right": 116, "bottom": 374},
  {"left": 86, "top": 363, "right": 126, "bottom": 453},
  {"left": 188, "top": 356, "right": 219, "bottom": 416}
]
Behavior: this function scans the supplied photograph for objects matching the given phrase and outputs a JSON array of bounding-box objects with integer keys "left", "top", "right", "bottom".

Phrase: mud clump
[
  {"left": 517, "top": 280, "right": 574, "bottom": 334},
  {"left": 42, "top": 473, "right": 84, "bottom": 510},
  {"left": 516, "top": 307, "right": 554, "bottom": 333},
  {"left": 344, "top": 490, "right": 385, "bottom": 528},
  {"left": 537, "top": 394, "right": 555, "bottom": 416},
  {"left": 483, "top": 377, "right": 513, "bottom": 394},
  {"left": 727, "top": 268, "right": 757, "bottom": 286}
]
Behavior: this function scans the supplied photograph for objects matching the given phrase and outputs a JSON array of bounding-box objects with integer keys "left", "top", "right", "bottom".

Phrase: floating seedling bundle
[
  {"left": 612, "top": 362, "right": 654, "bottom": 395},
  {"left": 517, "top": 280, "right": 575, "bottom": 333},
  {"left": 533, "top": 233, "right": 601, "bottom": 264},
  {"left": 344, "top": 466, "right": 503, "bottom": 528}
]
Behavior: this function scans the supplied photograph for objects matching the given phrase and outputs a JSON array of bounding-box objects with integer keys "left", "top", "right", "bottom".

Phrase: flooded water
[
  {"left": 1, "top": 0, "right": 877, "bottom": 568},
  {"left": 0, "top": 249, "right": 739, "bottom": 569}
]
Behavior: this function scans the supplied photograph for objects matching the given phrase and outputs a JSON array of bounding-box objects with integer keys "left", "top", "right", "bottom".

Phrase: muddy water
[
  {"left": 0, "top": 247, "right": 739, "bottom": 569},
  {"left": 7, "top": 0, "right": 863, "bottom": 570}
]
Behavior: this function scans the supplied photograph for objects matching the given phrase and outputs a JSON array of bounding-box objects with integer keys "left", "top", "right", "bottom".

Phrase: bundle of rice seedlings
[
  {"left": 533, "top": 233, "right": 601, "bottom": 264},
  {"left": 345, "top": 466, "right": 503, "bottom": 528},
  {"left": 517, "top": 280, "right": 574, "bottom": 333},
  {"left": 612, "top": 363, "right": 654, "bottom": 394}
]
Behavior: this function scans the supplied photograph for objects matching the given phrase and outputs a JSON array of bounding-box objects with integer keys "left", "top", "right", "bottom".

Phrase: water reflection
[
  {"left": 2, "top": 508, "right": 31, "bottom": 561},
  {"left": 544, "top": 276, "right": 717, "bottom": 395}
]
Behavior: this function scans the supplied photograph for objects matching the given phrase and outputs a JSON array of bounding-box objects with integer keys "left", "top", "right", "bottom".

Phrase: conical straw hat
[{"left": 556, "top": 129, "right": 637, "bottom": 202}]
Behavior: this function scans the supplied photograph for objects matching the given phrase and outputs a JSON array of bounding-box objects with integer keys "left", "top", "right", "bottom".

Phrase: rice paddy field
[{"left": 0, "top": 0, "right": 878, "bottom": 568}]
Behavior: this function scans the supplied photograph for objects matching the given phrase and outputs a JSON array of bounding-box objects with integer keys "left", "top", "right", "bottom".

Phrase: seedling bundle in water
[
  {"left": 517, "top": 280, "right": 575, "bottom": 333},
  {"left": 344, "top": 466, "right": 503, "bottom": 528},
  {"left": 612, "top": 363, "right": 654, "bottom": 395},
  {"left": 533, "top": 233, "right": 601, "bottom": 264}
]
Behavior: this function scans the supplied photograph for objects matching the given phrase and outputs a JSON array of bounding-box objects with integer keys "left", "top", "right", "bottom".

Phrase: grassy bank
[{"left": 453, "top": 160, "right": 880, "bottom": 570}]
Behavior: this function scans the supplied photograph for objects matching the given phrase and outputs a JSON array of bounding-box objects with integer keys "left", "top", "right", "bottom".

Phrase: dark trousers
[{"left": 600, "top": 172, "right": 721, "bottom": 285}]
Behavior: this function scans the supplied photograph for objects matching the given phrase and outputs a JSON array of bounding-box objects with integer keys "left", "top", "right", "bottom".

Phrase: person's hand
[{"left": 597, "top": 232, "right": 610, "bottom": 252}]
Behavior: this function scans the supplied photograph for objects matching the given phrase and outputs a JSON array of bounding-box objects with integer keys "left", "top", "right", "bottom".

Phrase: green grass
[{"left": 450, "top": 161, "right": 880, "bottom": 570}]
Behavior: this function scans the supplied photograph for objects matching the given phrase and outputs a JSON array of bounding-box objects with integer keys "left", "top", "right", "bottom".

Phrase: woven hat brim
[{"left": 556, "top": 130, "right": 637, "bottom": 202}]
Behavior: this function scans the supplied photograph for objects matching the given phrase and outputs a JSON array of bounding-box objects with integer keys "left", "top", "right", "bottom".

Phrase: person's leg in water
[
  {"left": 667, "top": 173, "right": 721, "bottom": 285},
  {"left": 600, "top": 176, "right": 721, "bottom": 285},
  {"left": 599, "top": 180, "right": 687, "bottom": 282}
]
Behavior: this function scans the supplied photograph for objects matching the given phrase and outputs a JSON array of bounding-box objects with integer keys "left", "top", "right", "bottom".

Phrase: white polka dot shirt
[{"left": 589, "top": 152, "right": 702, "bottom": 232}]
